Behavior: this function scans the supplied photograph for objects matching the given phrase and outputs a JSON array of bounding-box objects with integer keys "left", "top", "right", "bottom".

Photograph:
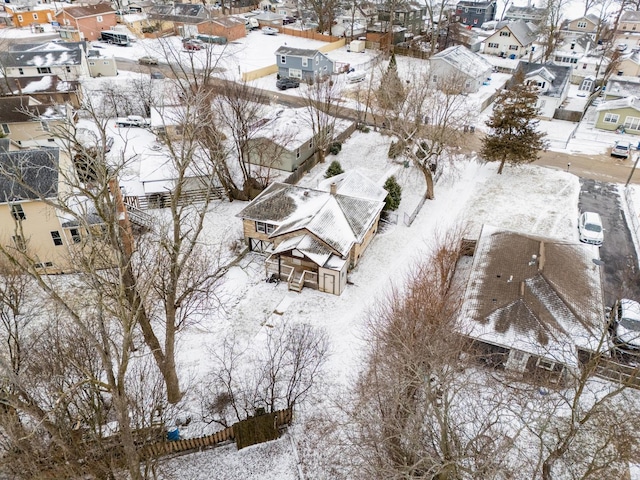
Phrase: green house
[{"left": 595, "top": 96, "right": 640, "bottom": 133}]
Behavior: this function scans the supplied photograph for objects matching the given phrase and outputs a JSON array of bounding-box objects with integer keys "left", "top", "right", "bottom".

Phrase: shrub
[
  {"left": 325, "top": 160, "right": 344, "bottom": 178},
  {"left": 329, "top": 142, "right": 342, "bottom": 155},
  {"left": 383, "top": 176, "right": 402, "bottom": 211},
  {"left": 388, "top": 140, "right": 405, "bottom": 159}
]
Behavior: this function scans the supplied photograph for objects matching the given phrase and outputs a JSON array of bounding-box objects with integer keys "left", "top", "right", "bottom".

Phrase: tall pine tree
[{"left": 481, "top": 75, "right": 547, "bottom": 174}]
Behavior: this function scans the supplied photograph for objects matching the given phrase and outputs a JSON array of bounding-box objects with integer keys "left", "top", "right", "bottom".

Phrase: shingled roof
[
  {"left": 0, "top": 96, "right": 66, "bottom": 123},
  {"left": 57, "top": 3, "right": 115, "bottom": 18},
  {"left": 275, "top": 46, "right": 324, "bottom": 58},
  {"left": 237, "top": 182, "right": 384, "bottom": 257},
  {"left": 459, "top": 226, "right": 605, "bottom": 366},
  {"left": 516, "top": 61, "right": 571, "bottom": 98},
  {"left": 0, "top": 147, "right": 59, "bottom": 203},
  {"left": 0, "top": 42, "right": 86, "bottom": 68}
]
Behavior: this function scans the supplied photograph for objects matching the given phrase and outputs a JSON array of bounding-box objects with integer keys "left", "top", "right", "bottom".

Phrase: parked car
[
  {"left": 116, "top": 115, "right": 151, "bottom": 128},
  {"left": 138, "top": 56, "right": 158, "bottom": 65},
  {"left": 578, "top": 211, "right": 604, "bottom": 246},
  {"left": 609, "top": 298, "right": 640, "bottom": 351},
  {"left": 283, "top": 16, "right": 296, "bottom": 25},
  {"left": 183, "top": 39, "right": 204, "bottom": 51},
  {"left": 611, "top": 140, "right": 632, "bottom": 159},
  {"left": 346, "top": 70, "right": 366, "bottom": 83},
  {"left": 150, "top": 71, "right": 165, "bottom": 79},
  {"left": 262, "top": 26, "right": 279, "bottom": 35},
  {"left": 276, "top": 77, "right": 300, "bottom": 90}
]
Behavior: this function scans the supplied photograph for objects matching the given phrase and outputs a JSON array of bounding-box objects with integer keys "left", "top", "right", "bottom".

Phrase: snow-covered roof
[
  {"left": 237, "top": 182, "right": 384, "bottom": 258},
  {"left": 491, "top": 20, "right": 537, "bottom": 46},
  {"left": 317, "top": 170, "right": 387, "bottom": 202},
  {"left": 459, "top": 226, "right": 606, "bottom": 367},
  {"left": 621, "top": 11, "right": 640, "bottom": 23},
  {"left": 0, "top": 41, "right": 86, "bottom": 68},
  {"left": 430, "top": 45, "right": 492, "bottom": 78},
  {"left": 605, "top": 76, "right": 640, "bottom": 99},
  {"left": 249, "top": 108, "right": 325, "bottom": 151},
  {"left": 272, "top": 234, "right": 333, "bottom": 267},
  {"left": 275, "top": 46, "right": 325, "bottom": 59},
  {"left": 516, "top": 61, "right": 571, "bottom": 98},
  {"left": 596, "top": 95, "right": 640, "bottom": 113}
]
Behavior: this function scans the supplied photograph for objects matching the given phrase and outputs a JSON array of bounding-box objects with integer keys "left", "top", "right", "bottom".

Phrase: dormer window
[
  {"left": 500, "top": 30, "right": 510, "bottom": 36},
  {"left": 577, "top": 21, "right": 587, "bottom": 28}
]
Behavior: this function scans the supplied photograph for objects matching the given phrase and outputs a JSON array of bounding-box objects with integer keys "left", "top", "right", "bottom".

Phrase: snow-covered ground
[{"left": 3, "top": 12, "right": 640, "bottom": 476}]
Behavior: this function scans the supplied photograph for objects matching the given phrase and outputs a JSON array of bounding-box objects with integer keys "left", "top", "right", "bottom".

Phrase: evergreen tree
[
  {"left": 481, "top": 77, "right": 547, "bottom": 174},
  {"left": 383, "top": 175, "right": 402, "bottom": 211},
  {"left": 325, "top": 160, "right": 344, "bottom": 178},
  {"left": 376, "top": 53, "right": 406, "bottom": 112}
]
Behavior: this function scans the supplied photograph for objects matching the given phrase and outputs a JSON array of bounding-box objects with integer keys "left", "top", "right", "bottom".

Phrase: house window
[
  {"left": 17, "top": 15, "right": 23, "bottom": 22},
  {"left": 509, "top": 45, "right": 519, "bottom": 50},
  {"left": 296, "top": 149, "right": 300, "bottom": 159},
  {"left": 51, "top": 231, "right": 63, "bottom": 246},
  {"left": 18, "top": 68, "right": 23, "bottom": 75},
  {"left": 624, "top": 116, "right": 640, "bottom": 130},
  {"left": 64, "top": 19, "right": 70, "bottom": 25},
  {"left": 32, "top": 13, "right": 38, "bottom": 20},
  {"left": 96, "top": 15, "right": 103, "bottom": 22},
  {"left": 288, "top": 68, "right": 302, "bottom": 78},
  {"left": 570, "top": 42, "right": 575, "bottom": 50},
  {"left": 536, "top": 358, "right": 555, "bottom": 371},
  {"left": 103, "top": 61, "right": 109, "bottom": 65},
  {"left": 432, "top": 74, "right": 437, "bottom": 82},
  {"left": 11, "top": 204, "right": 26, "bottom": 220},
  {"left": 255, "top": 221, "right": 275, "bottom": 234},
  {"left": 66, "top": 66, "right": 71, "bottom": 73},
  {"left": 488, "top": 42, "right": 499, "bottom": 48},
  {"left": 309, "top": 139, "right": 313, "bottom": 148},
  {"left": 462, "top": 17, "right": 467, "bottom": 23},
  {"left": 500, "top": 31, "right": 510, "bottom": 36},
  {"left": 35, "top": 262, "right": 54, "bottom": 269},
  {"left": 69, "top": 228, "right": 82, "bottom": 243},
  {"left": 464, "top": 7, "right": 468, "bottom": 12},
  {"left": 577, "top": 21, "right": 587, "bottom": 28},
  {"left": 12, "top": 235, "right": 26, "bottom": 251},
  {"left": 603, "top": 113, "right": 620, "bottom": 124},
  {"left": 571, "top": 58, "right": 577, "bottom": 64},
  {"left": 37, "top": 67, "right": 52, "bottom": 74},
  {"left": 280, "top": 55, "right": 286, "bottom": 64},
  {"left": 1, "top": 124, "right": 9, "bottom": 134},
  {"left": 476, "top": 8, "right": 482, "bottom": 13},
  {"left": 583, "top": 63, "right": 587, "bottom": 69},
  {"left": 302, "top": 57, "right": 308, "bottom": 67},
  {"left": 474, "top": 18, "right": 478, "bottom": 24}
]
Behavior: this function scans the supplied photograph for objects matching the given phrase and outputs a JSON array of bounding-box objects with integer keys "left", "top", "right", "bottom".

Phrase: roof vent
[{"left": 330, "top": 182, "right": 337, "bottom": 195}]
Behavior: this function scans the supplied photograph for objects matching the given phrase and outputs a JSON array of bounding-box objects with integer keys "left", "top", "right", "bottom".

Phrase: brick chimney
[{"left": 330, "top": 182, "right": 337, "bottom": 195}]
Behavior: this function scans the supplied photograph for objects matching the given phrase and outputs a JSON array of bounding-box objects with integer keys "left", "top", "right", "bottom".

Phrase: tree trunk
[{"left": 497, "top": 157, "right": 506, "bottom": 174}]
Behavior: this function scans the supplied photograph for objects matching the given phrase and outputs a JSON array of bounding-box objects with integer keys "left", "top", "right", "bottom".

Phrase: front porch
[{"left": 266, "top": 257, "right": 318, "bottom": 292}]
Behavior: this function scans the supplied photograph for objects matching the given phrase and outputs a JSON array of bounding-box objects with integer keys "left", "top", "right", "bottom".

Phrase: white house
[
  {"left": 0, "top": 41, "right": 90, "bottom": 80},
  {"left": 428, "top": 45, "right": 493, "bottom": 93},
  {"left": 483, "top": 20, "right": 538, "bottom": 59},
  {"left": 515, "top": 62, "right": 572, "bottom": 119}
]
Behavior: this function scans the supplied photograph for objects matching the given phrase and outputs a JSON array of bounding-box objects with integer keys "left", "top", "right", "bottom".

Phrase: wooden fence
[
  {"left": 280, "top": 27, "right": 340, "bottom": 43},
  {"left": 139, "top": 407, "right": 293, "bottom": 459}
]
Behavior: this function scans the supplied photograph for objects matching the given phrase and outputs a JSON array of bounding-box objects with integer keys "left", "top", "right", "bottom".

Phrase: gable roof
[
  {"left": 0, "top": 96, "right": 67, "bottom": 123},
  {"left": 0, "top": 75, "right": 80, "bottom": 96},
  {"left": 621, "top": 11, "right": 640, "bottom": 22},
  {"left": 57, "top": 3, "right": 115, "bottom": 18},
  {"left": 0, "top": 41, "right": 86, "bottom": 68},
  {"left": 430, "top": 45, "right": 492, "bottom": 78},
  {"left": 456, "top": 0, "right": 495, "bottom": 8},
  {"left": 604, "top": 76, "right": 640, "bottom": 98},
  {"left": 504, "top": 5, "right": 546, "bottom": 19},
  {"left": 559, "top": 33, "right": 592, "bottom": 52},
  {"left": 275, "top": 46, "right": 326, "bottom": 59},
  {"left": 516, "top": 61, "right": 571, "bottom": 97},
  {"left": 237, "top": 182, "right": 384, "bottom": 257},
  {"left": 147, "top": 3, "right": 207, "bottom": 22},
  {"left": 489, "top": 20, "right": 537, "bottom": 46},
  {"left": 459, "top": 226, "right": 605, "bottom": 366},
  {"left": 0, "top": 147, "right": 59, "bottom": 202},
  {"left": 596, "top": 95, "right": 640, "bottom": 113},
  {"left": 317, "top": 170, "right": 388, "bottom": 202}
]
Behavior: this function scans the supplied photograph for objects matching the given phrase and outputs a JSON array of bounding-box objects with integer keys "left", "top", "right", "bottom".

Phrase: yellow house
[
  {"left": 0, "top": 142, "right": 85, "bottom": 273},
  {"left": 0, "top": 96, "right": 69, "bottom": 144}
]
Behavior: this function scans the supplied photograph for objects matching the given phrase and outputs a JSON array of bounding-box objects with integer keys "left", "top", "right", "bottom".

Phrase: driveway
[{"left": 578, "top": 179, "right": 640, "bottom": 307}]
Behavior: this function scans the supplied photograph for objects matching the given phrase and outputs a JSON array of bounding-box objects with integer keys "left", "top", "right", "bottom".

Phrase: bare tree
[
  {"left": 375, "top": 65, "right": 472, "bottom": 199},
  {"left": 301, "top": 76, "right": 344, "bottom": 163},
  {"left": 345, "top": 227, "right": 515, "bottom": 479},
  {"left": 540, "top": 0, "right": 570, "bottom": 62}
]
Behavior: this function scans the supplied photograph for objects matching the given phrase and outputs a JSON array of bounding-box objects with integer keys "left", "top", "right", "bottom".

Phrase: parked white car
[
  {"left": 116, "top": 115, "right": 150, "bottom": 128},
  {"left": 611, "top": 140, "right": 632, "bottom": 159},
  {"left": 578, "top": 211, "right": 604, "bottom": 246},
  {"left": 610, "top": 298, "right": 640, "bottom": 351}
]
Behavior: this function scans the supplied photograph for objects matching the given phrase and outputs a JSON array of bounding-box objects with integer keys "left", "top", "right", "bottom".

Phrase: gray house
[
  {"left": 428, "top": 45, "right": 492, "bottom": 93},
  {"left": 454, "top": 0, "right": 496, "bottom": 27},
  {"left": 275, "top": 46, "right": 335, "bottom": 81}
]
